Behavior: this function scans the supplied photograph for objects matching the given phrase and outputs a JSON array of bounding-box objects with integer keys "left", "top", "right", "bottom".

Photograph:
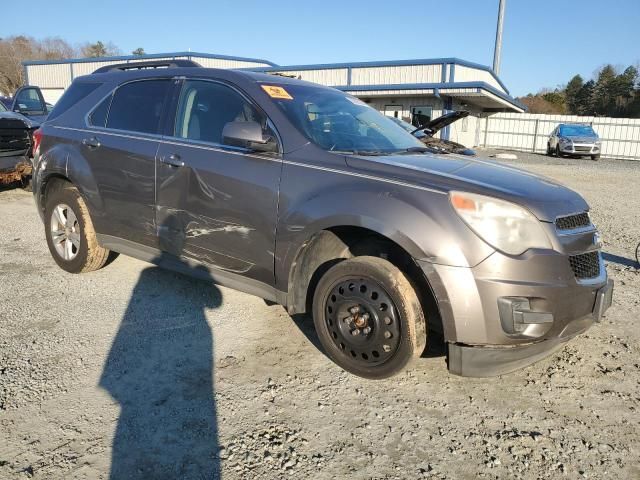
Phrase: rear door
[
  {"left": 82, "top": 78, "right": 173, "bottom": 247},
  {"left": 155, "top": 79, "right": 282, "bottom": 286}
]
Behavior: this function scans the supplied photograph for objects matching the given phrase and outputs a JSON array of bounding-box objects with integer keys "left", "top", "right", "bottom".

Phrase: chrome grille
[
  {"left": 569, "top": 251, "right": 600, "bottom": 279},
  {"left": 556, "top": 213, "right": 590, "bottom": 230}
]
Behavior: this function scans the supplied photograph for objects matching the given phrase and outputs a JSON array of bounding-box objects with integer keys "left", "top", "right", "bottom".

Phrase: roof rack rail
[{"left": 92, "top": 59, "right": 201, "bottom": 74}]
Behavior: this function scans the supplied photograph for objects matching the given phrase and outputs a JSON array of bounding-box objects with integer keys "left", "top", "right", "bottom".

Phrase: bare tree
[{"left": 0, "top": 36, "right": 76, "bottom": 95}]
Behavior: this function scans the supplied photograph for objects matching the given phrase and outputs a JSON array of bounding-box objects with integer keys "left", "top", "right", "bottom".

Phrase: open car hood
[{"left": 422, "top": 110, "right": 470, "bottom": 134}]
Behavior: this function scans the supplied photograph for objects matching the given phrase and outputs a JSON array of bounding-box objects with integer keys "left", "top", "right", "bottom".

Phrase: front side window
[
  {"left": 268, "top": 84, "right": 425, "bottom": 153},
  {"left": 106, "top": 80, "right": 171, "bottom": 134},
  {"left": 174, "top": 80, "right": 270, "bottom": 146}
]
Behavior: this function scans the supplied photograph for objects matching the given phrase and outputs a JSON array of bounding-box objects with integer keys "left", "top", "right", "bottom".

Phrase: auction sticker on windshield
[{"left": 261, "top": 85, "right": 293, "bottom": 100}]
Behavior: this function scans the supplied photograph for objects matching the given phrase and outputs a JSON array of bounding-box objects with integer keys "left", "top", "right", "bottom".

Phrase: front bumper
[
  {"left": 0, "top": 154, "right": 31, "bottom": 184},
  {"left": 560, "top": 143, "right": 600, "bottom": 155},
  {"left": 448, "top": 279, "right": 613, "bottom": 376},
  {"left": 419, "top": 240, "right": 613, "bottom": 376}
]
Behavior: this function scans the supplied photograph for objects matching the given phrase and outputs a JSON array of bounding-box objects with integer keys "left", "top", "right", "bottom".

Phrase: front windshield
[
  {"left": 388, "top": 116, "right": 427, "bottom": 138},
  {"left": 266, "top": 84, "right": 426, "bottom": 153},
  {"left": 559, "top": 124, "right": 596, "bottom": 137}
]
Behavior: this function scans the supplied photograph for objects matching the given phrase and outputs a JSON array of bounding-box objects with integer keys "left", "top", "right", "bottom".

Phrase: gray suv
[{"left": 31, "top": 61, "right": 613, "bottom": 379}]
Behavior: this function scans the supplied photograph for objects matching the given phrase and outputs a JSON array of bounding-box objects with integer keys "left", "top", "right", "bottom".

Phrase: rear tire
[
  {"left": 44, "top": 181, "right": 111, "bottom": 273},
  {"left": 312, "top": 256, "right": 426, "bottom": 379},
  {"left": 20, "top": 175, "right": 32, "bottom": 192}
]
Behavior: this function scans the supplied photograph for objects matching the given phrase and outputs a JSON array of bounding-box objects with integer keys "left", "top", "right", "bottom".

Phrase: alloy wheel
[{"left": 50, "top": 203, "right": 81, "bottom": 261}]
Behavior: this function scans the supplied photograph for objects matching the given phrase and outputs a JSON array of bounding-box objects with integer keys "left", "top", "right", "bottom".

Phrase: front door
[{"left": 156, "top": 79, "right": 282, "bottom": 286}]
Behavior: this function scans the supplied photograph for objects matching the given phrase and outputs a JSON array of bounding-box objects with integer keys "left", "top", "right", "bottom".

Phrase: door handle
[
  {"left": 82, "top": 136, "right": 101, "bottom": 149},
  {"left": 160, "top": 153, "right": 185, "bottom": 168}
]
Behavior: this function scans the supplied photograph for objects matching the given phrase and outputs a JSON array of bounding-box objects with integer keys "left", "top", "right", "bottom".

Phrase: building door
[
  {"left": 411, "top": 106, "right": 433, "bottom": 128},
  {"left": 383, "top": 105, "right": 403, "bottom": 119}
]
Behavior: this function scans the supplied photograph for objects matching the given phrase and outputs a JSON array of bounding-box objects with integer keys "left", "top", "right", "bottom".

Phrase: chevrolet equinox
[{"left": 31, "top": 60, "right": 613, "bottom": 378}]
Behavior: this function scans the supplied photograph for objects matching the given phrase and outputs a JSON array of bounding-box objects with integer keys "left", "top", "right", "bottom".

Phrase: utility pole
[{"left": 493, "top": 0, "right": 506, "bottom": 74}]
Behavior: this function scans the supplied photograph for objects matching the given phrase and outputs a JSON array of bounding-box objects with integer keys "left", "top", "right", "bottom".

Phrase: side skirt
[{"left": 97, "top": 234, "right": 287, "bottom": 305}]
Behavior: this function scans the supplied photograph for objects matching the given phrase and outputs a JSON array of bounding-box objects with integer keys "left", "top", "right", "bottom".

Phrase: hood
[
  {"left": 564, "top": 135, "right": 598, "bottom": 143},
  {"left": 345, "top": 153, "right": 588, "bottom": 222},
  {"left": 0, "top": 111, "right": 40, "bottom": 129},
  {"left": 420, "top": 110, "right": 470, "bottom": 135}
]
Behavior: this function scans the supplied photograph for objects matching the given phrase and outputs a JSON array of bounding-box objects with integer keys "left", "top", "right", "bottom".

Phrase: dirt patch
[{"left": 0, "top": 155, "right": 639, "bottom": 479}]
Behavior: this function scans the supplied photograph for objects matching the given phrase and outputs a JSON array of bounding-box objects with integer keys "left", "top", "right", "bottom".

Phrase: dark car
[
  {"left": 0, "top": 86, "right": 47, "bottom": 187},
  {"left": 32, "top": 61, "right": 612, "bottom": 379},
  {"left": 390, "top": 111, "right": 476, "bottom": 156}
]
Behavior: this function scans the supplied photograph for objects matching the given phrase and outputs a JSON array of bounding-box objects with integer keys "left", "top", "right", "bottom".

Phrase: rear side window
[
  {"left": 106, "top": 80, "right": 171, "bottom": 134},
  {"left": 89, "top": 94, "right": 112, "bottom": 127},
  {"left": 48, "top": 82, "right": 101, "bottom": 121}
]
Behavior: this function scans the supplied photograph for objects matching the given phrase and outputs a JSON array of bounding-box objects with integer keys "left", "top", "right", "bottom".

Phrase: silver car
[{"left": 547, "top": 123, "right": 601, "bottom": 160}]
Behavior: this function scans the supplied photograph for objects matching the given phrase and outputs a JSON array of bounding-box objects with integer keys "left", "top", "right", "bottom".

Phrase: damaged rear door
[{"left": 155, "top": 79, "right": 282, "bottom": 286}]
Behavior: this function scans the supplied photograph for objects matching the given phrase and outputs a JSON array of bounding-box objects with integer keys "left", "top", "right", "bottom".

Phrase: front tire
[
  {"left": 591, "top": 154, "right": 600, "bottom": 161},
  {"left": 44, "top": 181, "right": 111, "bottom": 273},
  {"left": 312, "top": 256, "right": 426, "bottom": 379},
  {"left": 555, "top": 145, "right": 561, "bottom": 157}
]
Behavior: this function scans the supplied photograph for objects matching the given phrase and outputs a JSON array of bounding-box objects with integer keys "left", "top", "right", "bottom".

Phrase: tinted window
[
  {"left": 174, "top": 80, "right": 269, "bottom": 145},
  {"left": 48, "top": 82, "right": 101, "bottom": 121},
  {"left": 89, "top": 94, "right": 112, "bottom": 127},
  {"left": 107, "top": 80, "right": 171, "bottom": 134}
]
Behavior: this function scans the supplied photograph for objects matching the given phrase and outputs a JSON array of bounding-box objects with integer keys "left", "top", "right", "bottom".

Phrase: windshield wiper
[
  {"left": 394, "top": 146, "right": 443, "bottom": 155},
  {"left": 331, "top": 149, "right": 388, "bottom": 156}
]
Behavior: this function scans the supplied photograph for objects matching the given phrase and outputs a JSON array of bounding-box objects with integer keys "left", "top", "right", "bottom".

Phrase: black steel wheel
[{"left": 312, "top": 256, "right": 426, "bottom": 379}]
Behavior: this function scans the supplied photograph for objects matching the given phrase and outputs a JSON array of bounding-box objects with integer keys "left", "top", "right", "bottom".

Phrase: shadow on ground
[
  {"left": 603, "top": 251, "right": 639, "bottom": 268},
  {"left": 99, "top": 255, "right": 222, "bottom": 479}
]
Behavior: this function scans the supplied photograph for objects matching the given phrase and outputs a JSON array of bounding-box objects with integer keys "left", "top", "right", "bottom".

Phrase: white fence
[{"left": 478, "top": 113, "right": 640, "bottom": 160}]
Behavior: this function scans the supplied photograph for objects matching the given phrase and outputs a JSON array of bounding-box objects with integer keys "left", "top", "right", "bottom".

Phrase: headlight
[
  {"left": 559, "top": 137, "right": 572, "bottom": 144},
  {"left": 450, "top": 192, "right": 552, "bottom": 255}
]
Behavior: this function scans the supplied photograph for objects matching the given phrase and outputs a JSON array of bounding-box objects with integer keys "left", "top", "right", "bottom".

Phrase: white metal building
[{"left": 23, "top": 51, "right": 524, "bottom": 145}]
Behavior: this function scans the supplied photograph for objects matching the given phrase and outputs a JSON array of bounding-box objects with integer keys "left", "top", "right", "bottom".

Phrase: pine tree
[{"left": 565, "top": 74, "right": 584, "bottom": 115}]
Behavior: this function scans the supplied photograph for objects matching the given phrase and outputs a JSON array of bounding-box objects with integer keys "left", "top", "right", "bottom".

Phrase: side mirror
[{"left": 222, "top": 121, "right": 277, "bottom": 153}]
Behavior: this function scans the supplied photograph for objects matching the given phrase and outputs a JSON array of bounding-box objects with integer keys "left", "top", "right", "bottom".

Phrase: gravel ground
[{"left": 1, "top": 153, "right": 639, "bottom": 479}]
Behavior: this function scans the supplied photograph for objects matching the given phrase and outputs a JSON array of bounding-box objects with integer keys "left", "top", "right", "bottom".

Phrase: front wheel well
[{"left": 286, "top": 226, "right": 442, "bottom": 334}]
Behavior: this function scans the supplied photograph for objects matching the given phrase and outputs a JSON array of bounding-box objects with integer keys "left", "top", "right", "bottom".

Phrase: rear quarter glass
[{"left": 47, "top": 82, "right": 102, "bottom": 121}]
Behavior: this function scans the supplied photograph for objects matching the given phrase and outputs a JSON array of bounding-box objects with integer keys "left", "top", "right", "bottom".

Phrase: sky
[{"left": 5, "top": 0, "right": 640, "bottom": 97}]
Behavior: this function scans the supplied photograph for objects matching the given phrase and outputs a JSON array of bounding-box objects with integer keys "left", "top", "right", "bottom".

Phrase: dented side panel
[{"left": 155, "top": 142, "right": 281, "bottom": 285}]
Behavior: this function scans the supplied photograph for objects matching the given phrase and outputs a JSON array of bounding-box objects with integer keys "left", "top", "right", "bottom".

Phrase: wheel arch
[
  {"left": 284, "top": 224, "right": 443, "bottom": 337},
  {"left": 36, "top": 143, "right": 103, "bottom": 223}
]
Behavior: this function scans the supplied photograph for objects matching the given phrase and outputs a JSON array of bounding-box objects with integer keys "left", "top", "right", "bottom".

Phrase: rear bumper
[{"left": 447, "top": 279, "right": 613, "bottom": 377}]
